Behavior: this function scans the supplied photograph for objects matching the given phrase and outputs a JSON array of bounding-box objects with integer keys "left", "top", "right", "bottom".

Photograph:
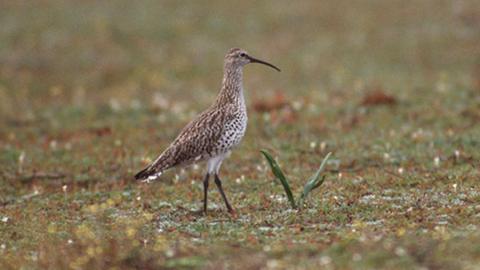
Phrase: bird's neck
[{"left": 216, "top": 65, "right": 245, "bottom": 106}]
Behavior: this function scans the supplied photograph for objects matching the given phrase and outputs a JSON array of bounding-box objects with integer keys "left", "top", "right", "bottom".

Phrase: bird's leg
[
  {"left": 203, "top": 173, "right": 210, "bottom": 214},
  {"left": 214, "top": 174, "right": 233, "bottom": 213}
]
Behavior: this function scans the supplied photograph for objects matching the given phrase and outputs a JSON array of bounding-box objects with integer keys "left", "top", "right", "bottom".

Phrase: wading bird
[{"left": 135, "top": 48, "right": 280, "bottom": 213}]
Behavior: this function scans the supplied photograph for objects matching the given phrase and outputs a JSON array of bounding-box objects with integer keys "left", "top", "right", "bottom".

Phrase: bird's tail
[
  {"left": 134, "top": 166, "right": 157, "bottom": 180},
  {"left": 135, "top": 153, "right": 172, "bottom": 181}
]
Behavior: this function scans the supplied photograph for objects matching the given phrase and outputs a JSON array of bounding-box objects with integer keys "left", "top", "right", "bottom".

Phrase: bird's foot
[{"left": 228, "top": 208, "right": 238, "bottom": 218}]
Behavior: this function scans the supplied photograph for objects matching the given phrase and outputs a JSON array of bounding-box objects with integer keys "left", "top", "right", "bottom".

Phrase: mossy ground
[{"left": 1, "top": 1, "right": 480, "bottom": 269}]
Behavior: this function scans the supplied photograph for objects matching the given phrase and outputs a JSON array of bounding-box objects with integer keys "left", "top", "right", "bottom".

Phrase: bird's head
[{"left": 224, "top": 48, "right": 280, "bottom": 72}]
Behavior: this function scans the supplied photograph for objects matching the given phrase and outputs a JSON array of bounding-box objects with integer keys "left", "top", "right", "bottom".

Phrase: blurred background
[
  {"left": 1, "top": 0, "right": 479, "bottom": 115},
  {"left": 1, "top": 1, "right": 480, "bottom": 268}
]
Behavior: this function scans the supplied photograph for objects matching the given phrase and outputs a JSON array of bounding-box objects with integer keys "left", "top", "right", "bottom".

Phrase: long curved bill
[{"left": 247, "top": 55, "right": 281, "bottom": 72}]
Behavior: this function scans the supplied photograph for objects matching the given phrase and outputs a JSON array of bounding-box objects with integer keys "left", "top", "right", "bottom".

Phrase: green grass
[{"left": 1, "top": 0, "right": 480, "bottom": 269}]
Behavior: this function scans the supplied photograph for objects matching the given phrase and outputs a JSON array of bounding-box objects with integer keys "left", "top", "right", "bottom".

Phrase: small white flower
[
  {"left": 320, "top": 141, "right": 327, "bottom": 151},
  {"left": 352, "top": 253, "right": 362, "bottom": 261},
  {"left": 18, "top": 151, "right": 26, "bottom": 172},
  {"left": 50, "top": 140, "right": 57, "bottom": 150},
  {"left": 262, "top": 113, "right": 271, "bottom": 121},
  {"left": 64, "top": 142, "right": 72, "bottom": 150},
  {"left": 292, "top": 101, "right": 303, "bottom": 110},
  {"left": 109, "top": 98, "right": 122, "bottom": 112},
  {"left": 18, "top": 151, "right": 25, "bottom": 164},
  {"left": 395, "top": 247, "right": 407, "bottom": 256},
  {"left": 434, "top": 157, "right": 440, "bottom": 167},
  {"left": 266, "top": 259, "right": 279, "bottom": 268},
  {"left": 165, "top": 249, "right": 175, "bottom": 257},
  {"left": 319, "top": 256, "right": 332, "bottom": 265}
]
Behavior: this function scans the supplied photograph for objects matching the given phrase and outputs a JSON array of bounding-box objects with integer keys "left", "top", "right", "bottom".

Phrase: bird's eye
[{"left": 240, "top": 53, "right": 246, "bottom": 57}]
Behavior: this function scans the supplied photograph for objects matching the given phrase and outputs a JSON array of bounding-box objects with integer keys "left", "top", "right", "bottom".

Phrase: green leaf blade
[
  {"left": 260, "top": 149, "right": 296, "bottom": 209},
  {"left": 298, "top": 152, "right": 332, "bottom": 208}
]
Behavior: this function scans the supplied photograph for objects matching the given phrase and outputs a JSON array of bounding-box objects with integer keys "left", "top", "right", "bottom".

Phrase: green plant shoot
[
  {"left": 261, "top": 150, "right": 332, "bottom": 210},
  {"left": 260, "top": 150, "right": 296, "bottom": 209},
  {"left": 298, "top": 152, "right": 332, "bottom": 208}
]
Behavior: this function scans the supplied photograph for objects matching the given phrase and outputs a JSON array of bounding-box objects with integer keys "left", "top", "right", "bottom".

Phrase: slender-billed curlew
[{"left": 135, "top": 48, "right": 280, "bottom": 213}]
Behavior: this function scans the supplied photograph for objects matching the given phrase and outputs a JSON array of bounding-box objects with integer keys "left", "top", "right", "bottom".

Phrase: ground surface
[{"left": 1, "top": 1, "right": 480, "bottom": 269}]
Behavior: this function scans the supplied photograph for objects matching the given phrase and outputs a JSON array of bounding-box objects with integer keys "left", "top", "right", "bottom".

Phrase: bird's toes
[{"left": 228, "top": 209, "right": 238, "bottom": 218}]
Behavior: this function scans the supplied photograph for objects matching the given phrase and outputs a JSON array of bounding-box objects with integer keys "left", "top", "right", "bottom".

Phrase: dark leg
[
  {"left": 203, "top": 173, "right": 210, "bottom": 213},
  {"left": 214, "top": 174, "right": 233, "bottom": 213}
]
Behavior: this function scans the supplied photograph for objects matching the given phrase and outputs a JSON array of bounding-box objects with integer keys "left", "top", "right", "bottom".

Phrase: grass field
[{"left": 1, "top": 1, "right": 480, "bottom": 269}]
